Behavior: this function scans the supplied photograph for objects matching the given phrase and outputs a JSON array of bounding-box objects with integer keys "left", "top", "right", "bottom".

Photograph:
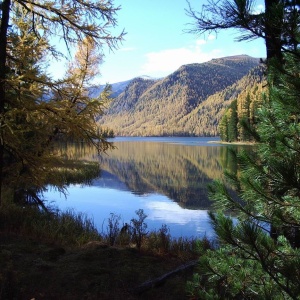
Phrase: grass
[
  {"left": 0, "top": 205, "right": 101, "bottom": 246},
  {"left": 0, "top": 204, "right": 213, "bottom": 299}
]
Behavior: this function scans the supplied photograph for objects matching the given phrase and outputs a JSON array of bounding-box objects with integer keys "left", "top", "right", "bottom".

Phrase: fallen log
[{"left": 130, "top": 259, "right": 198, "bottom": 295}]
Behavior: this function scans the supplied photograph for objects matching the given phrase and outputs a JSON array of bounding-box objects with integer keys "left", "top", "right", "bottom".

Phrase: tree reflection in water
[{"left": 48, "top": 137, "right": 244, "bottom": 238}]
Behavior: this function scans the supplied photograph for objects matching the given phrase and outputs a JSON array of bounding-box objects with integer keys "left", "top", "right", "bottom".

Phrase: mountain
[
  {"left": 178, "top": 64, "right": 265, "bottom": 136},
  {"left": 98, "top": 55, "right": 264, "bottom": 136},
  {"left": 89, "top": 79, "right": 133, "bottom": 99},
  {"left": 90, "top": 75, "right": 159, "bottom": 99}
]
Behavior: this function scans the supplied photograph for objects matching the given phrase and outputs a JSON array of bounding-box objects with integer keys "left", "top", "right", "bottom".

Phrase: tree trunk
[
  {"left": 0, "top": 0, "right": 11, "bottom": 206},
  {"left": 264, "top": 0, "right": 284, "bottom": 65}
]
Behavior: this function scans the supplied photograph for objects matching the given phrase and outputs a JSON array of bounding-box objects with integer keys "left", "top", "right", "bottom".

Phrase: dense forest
[
  {"left": 218, "top": 67, "right": 267, "bottom": 141},
  {"left": 178, "top": 65, "right": 265, "bottom": 137},
  {"left": 98, "top": 55, "right": 262, "bottom": 136}
]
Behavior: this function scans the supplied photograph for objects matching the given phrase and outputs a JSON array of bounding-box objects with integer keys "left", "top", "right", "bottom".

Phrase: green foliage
[
  {"left": 187, "top": 216, "right": 300, "bottom": 299},
  {"left": 188, "top": 53, "right": 300, "bottom": 298},
  {"left": 219, "top": 81, "right": 266, "bottom": 142},
  {"left": 98, "top": 55, "right": 261, "bottom": 136},
  {"left": 187, "top": 2, "right": 300, "bottom": 295},
  {"left": 187, "top": 246, "right": 286, "bottom": 299},
  {"left": 219, "top": 100, "right": 239, "bottom": 142}
]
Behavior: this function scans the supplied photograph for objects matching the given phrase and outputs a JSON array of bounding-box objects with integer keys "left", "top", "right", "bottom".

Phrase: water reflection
[
  {"left": 50, "top": 185, "right": 214, "bottom": 238},
  {"left": 99, "top": 139, "right": 226, "bottom": 208},
  {"left": 47, "top": 137, "right": 240, "bottom": 238}
]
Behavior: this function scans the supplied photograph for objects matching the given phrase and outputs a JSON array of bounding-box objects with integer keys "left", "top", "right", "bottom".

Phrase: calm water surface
[{"left": 45, "top": 137, "right": 237, "bottom": 239}]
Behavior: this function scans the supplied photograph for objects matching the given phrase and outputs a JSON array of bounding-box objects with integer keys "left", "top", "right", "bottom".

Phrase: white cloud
[
  {"left": 195, "top": 34, "right": 215, "bottom": 45},
  {"left": 207, "top": 34, "right": 216, "bottom": 41},
  {"left": 196, "top": 39, "right": 206, "bottom": 46},
  {"left": 140, "top": 40, "right": 222, "bottom": 76},
  {"left": 145, "top": 200, "right": 210, "bottom": 225}
]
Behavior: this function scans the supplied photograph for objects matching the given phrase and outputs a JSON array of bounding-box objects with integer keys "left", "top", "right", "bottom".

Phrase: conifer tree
[
  {"left": 219, "top": 100, "right": 238, "bottom": 142},
  {"left": 219, "top": 113, "right": 229, "bottom": 142},
  {"left": 187, "top": 0, "right": 300, "bottom": 298},
  {"left": 188, "top": 50, "right": 300, "bottom": 300},
  {"left": 227, "top": 100, "right": 238, "bottom": 142},
  {"left": 0, "top": 1, "right": 124, "bottom": 205}
]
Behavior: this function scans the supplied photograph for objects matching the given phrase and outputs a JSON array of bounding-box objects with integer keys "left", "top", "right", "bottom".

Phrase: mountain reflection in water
[
  {"left": 100, "top": 137, "right": 226, "bottom": 208},
  {"left": 46, "top": 137, "right": 239, "bottom": 238}
]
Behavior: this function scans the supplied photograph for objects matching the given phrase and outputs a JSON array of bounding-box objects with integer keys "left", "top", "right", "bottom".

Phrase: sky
[{"left": 52, "top": 0, "right": 266, "bottom": 85}]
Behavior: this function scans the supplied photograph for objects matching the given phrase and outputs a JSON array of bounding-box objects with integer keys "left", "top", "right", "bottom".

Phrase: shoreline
[{"left": 208, "top": 140, "right": 256, "bottom": 146}]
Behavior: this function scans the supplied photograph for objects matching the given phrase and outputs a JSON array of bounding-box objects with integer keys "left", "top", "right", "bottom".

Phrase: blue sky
[
  {"left": 51, "top": 0, "right": 266, "bottom": 85},
  {"left": 98, "top": 0, "right": 266, "bottom": 84}
]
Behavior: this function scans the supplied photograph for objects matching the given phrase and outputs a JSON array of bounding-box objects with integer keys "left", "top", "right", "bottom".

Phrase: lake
[{"left": 45, "top": 137, "right": 238, "bottom": 239}]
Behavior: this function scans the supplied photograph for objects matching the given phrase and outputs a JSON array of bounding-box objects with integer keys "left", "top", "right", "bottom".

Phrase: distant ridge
[
  {"left": 98, "top": 55, "right": 264, "bottom": 136},
  {"left": 89, "top": 79, "right": 132, "bottom": 99},
  {"left": 90, "top": 76, "right": 159, "bottom": 99}
]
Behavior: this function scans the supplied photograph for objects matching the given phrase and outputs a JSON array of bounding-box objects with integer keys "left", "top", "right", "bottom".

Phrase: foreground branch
[{"left": 130, "top": 260, "right": 198, "bottom": 295}]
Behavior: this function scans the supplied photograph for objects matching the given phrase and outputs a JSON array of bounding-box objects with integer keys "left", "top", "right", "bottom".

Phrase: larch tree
[
  {"left": 0, "top": 1, "right": 124, "bottom": 206},
  {"left": 186, "top": 0, "right": 300, "bottom": 298}
]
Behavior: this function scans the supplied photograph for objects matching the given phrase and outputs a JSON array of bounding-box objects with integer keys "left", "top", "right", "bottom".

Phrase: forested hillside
[
  {"left": 98, "top": 55, "right": 262, "bottom": 136},
  {"left": 181, "top": 64, "right": 265, "bottom": 136},
  {"left": 218, "top": 76, "right": 267, "bottom": 142}
]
